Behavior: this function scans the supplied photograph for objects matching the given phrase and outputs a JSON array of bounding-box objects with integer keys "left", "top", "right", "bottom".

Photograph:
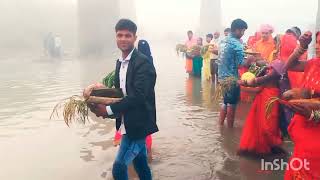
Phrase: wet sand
[{"left": 0, "top": 43, "right": 291, "bottom": 180}]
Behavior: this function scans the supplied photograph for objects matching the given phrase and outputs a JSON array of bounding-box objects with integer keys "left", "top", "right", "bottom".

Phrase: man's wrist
[{"left": 106, "top": 106, "right": 114, "bottom": 116}]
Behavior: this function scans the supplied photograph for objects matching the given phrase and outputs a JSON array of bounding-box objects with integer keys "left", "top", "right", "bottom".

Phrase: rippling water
[{"left": 0, "top": 44, "right": 291, "bottom": 180}]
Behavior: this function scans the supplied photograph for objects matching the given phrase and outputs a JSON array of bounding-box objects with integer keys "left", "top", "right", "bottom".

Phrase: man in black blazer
[{"left": 87, "top": 19, "right": 158, "bottom": 180}]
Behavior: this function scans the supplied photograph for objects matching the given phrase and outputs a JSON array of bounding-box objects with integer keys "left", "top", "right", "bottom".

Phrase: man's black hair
[
  {"left": 231, "top": 19, "right": 248, "bottom": 32},
  {"left": 224, "top": 28, "right": 231, "bottom": 33},
  {"left": 115, "top": 19, "right": 137, "bottom": 34},
  {"left": 206, "top": 33, "right": 213, "bottom": 39},
  {"left": 187, "top": 30, "right": 193, "bottom": 34}
]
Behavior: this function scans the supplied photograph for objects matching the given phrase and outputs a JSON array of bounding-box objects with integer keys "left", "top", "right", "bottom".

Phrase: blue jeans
[{"left": 112, "top": 135, "right": 152, "bottom": 180}]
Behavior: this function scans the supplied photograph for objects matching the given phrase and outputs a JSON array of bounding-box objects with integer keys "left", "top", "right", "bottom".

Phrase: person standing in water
[
  {"left": 202, "top": 34, "right": 214, "bottom": 81},
  {"left": 218, "top": 19, "right": 252, "bottom": 128},
  {"left": 192, "top": 38, "right": 203, "bottom": 77},
  {"left": 185, "top": 30, "right": 197, "bottom": 75},
  {"left": 85, "top": 19, "right": 158, "bottom": 180},
  {"left": 113, "top": 39, "right": 154, "bottom": 159}
]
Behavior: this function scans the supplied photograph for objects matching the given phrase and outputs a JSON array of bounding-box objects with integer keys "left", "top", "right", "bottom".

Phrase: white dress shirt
[{"left": 106, "top": 48, "right": 135, "bottom": 135}]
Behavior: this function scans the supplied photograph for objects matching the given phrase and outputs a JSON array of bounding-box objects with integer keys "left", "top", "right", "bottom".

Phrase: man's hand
[
  {"left": 83, "top": 83, "right": 106, "bottom": 99},
  {"left": 88, "top": 103, "right": 108, "bottom": 118},
  {"left": 299, "top": 31, "right": 312, "bottom": 49},
  {"left": 282, "top": 88, "right": 312, "bottom": 100}
]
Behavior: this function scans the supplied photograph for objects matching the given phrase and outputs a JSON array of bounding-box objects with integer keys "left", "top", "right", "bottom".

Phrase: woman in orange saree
[{"left": 255, "top": 24, "right": 275, "bottom": 63}]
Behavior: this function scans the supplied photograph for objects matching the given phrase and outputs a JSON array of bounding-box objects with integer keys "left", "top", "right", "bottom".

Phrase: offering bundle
[
  {"left": 186, "top": 45, "right": 202, "bottom": 57},
  {"left": 266, "top": 97, "right": 320, "bottom": 119},
  {"left": 50, "top": 71, "right": 123, "bottom": 126},
  {"left": 241, "top": 63, "right": 267, "bottom": 82},
  {"left": 213, "top": 77, "right": 238, "bottom": 101},
  {"left": 176, "top": 44, "right": 188, "bottom": 55}
]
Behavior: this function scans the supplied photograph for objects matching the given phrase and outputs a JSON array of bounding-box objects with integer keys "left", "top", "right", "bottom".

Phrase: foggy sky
[
  {"left": 0, "top": 0, "right": 318, "bottom": 52},
  {"left": 136, "top": 0, "right": 318, "bottom": 39}
]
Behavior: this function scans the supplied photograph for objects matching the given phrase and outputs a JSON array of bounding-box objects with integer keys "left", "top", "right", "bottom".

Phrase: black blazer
[{"left": 110, "top": 49, "right": 159, "bottom": 140}]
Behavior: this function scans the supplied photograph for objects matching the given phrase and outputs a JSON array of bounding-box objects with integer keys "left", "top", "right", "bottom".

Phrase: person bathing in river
[{"left": 83, "top": 19, "right": 158, "bottom": 180}]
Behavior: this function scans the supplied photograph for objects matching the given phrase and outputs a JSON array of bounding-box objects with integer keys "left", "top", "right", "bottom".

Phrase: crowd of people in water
[
  {"left": 80, "top": 17, "right": 320, "bottom": 179},
  {"left": 180, "top": 18, "right": 320, "bottom": 179}
]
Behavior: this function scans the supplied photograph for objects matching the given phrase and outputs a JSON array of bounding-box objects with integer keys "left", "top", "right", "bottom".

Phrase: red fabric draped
[
  {"left": 239, "top": 87, "right": 282, "bottom": 155},
  {"left": 279, "top": 33, "right": 297, "bottom": 61},
  {"left": 279, "top": 33, "right": 304, "bottom": 88},
  {"left": 285, "top": 59, "right": 320, "bottom": 179},
  {"left": 247, "top": 32, "right": 261, "bottom": 49}
]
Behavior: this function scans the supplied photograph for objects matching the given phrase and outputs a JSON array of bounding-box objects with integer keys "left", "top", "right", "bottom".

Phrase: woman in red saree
[
  {"left": 283, "top": 32, "right": 320, "bottom": 179},
  {"left": 237, "top": 60, "right": 284, "bottom": 157},
  {"left": 279, "top": 29, "right": 305, "bottom": 88}
]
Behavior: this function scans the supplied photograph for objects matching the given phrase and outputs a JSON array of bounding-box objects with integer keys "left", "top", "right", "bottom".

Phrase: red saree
[
  {"left": 279, "top": 33, "right": 304, "bottom": 88},
  {"left": 285, "top": 59, "right": 320, "bottom": 179},
  {"left": 239, "top": 87, "right": 282, "bottom": 155}
]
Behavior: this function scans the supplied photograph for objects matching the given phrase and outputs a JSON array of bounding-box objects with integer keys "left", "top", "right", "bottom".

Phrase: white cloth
[{"left": 106, "top": 48, "right": 135, "bottom": 135}]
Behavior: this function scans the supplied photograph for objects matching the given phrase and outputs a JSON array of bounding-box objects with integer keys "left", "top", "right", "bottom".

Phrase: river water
[{"left": 0, "top": 43, "right": 291, "bottom": 180}]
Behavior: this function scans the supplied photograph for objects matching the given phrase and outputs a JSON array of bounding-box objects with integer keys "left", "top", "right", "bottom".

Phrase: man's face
[
  {"left": 224, "top": 31, "right": 229, "bottom": 37},
  {"left": 261, "top": 31, "right": 270, "bottom": 41},
  {"left": 206, "top": 37, "right": 212, "bottom": 43},
  {"left": 234, "top": 29, "right": 246, "bottom": 39},
  {"left": 188, "top": 32, "right": 193, "bottom": 40},
  {"left": 116, "top": 30, "right": 137, "bottom": 52}
]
